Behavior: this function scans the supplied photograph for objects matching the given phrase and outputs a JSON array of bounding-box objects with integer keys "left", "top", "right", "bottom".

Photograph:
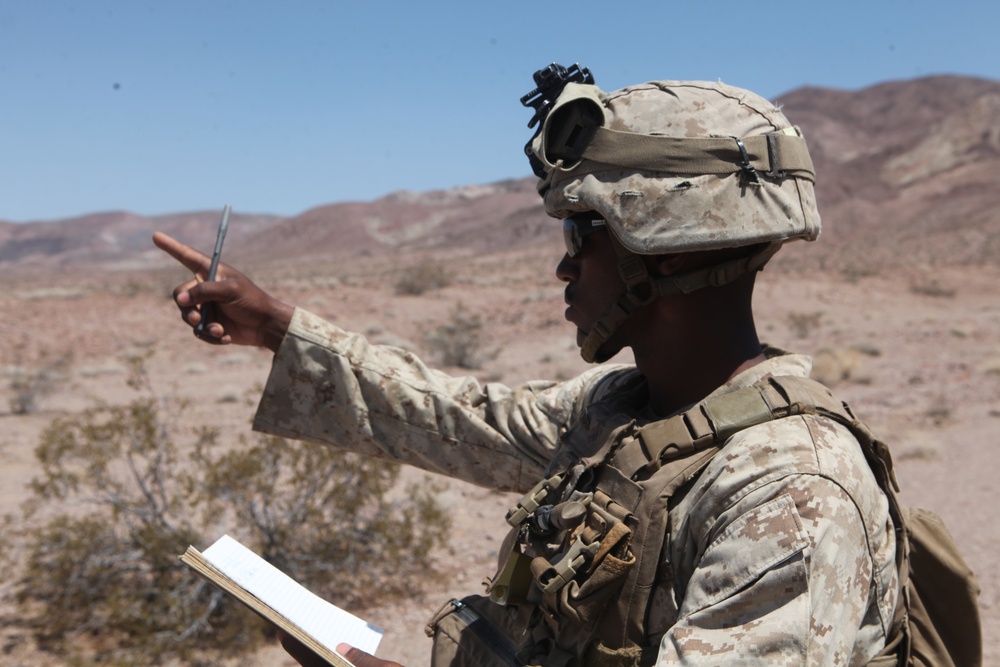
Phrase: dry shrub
[
  {"left": 425, "top": 303, "right": 496, "bottom": 369},
  {"left": 192, "top": 432, "right": 450, "bottom": 612},
  {"left": 8, "top": 360, "right": 449, "bottom": 666},
  {"left": 5, "top": 344, "right": 72, "bottom": 415},
  {"left": 842, "top": 263, "right": 879, "bottom": 284},
  {"left": 909, "top": 278, "right": 956, "bottom": 298},
  {"left": 394, "top": 258, "right": 452, "bottom": 296},
  {"left": 924, "top": 397, "right": 953, "bottom": 427},
  {"left": 786, "top": 311, "right": 823, "bottom": 339},
  {"left": 897, "top": 444, "right": 940, "bottom": 461},
  {"left": 16, "top": 396, "right": 216, "bottom": 666},
  {"left": 120, "top": 279, "right": 153, "bottom": 297}
]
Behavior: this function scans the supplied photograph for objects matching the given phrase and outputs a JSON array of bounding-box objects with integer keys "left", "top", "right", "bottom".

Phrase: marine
[{"left": 155, "top": 65, "right": 900, "bottom": 666}]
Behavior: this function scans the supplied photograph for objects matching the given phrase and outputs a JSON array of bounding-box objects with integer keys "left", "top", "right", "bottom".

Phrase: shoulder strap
[
  {"left": 610, "top": 374, "right": 894, "bottom": 480},
  {"left": 612, "top": 374, "right": 900, "bottom": 492}
]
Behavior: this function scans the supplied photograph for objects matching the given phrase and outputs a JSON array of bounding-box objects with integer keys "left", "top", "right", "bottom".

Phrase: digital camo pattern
[
  {"left": 536, "top": 81, "right": 822, "bottom": 255},
  {"left": 253, "top": 308, "right": 896, "bottom": 666},
  {"left": 663, "top": 406, "right": 898, "bottom": 665}
]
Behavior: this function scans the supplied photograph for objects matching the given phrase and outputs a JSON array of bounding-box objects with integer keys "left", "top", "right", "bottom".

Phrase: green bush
[{"left": 10, "top": 363, "right": 450, "bottom": 666}]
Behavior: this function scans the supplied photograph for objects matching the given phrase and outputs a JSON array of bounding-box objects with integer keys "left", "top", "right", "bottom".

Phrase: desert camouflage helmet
[
  {"left": 528, "top": 77, "right": 821, "bottom": 254},
  {"left": 521, "top": 67, "right": 821, "bottom": 362}
]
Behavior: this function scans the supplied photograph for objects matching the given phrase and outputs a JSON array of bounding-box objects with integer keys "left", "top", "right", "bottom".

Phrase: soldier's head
[{"left": 523, "top": 66, "right": 821, "bottom": 362}]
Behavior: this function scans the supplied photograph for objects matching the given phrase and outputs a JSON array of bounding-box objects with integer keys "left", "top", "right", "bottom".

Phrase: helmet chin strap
[
  {"left": 576, "top": 233, "right": 658, "bottom": 363},
  {"left": 576, "top": 240, "right": 782, "bottom": 363}
]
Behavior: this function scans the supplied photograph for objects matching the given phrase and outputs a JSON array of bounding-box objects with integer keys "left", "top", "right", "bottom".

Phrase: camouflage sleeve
[
  {"left": 251, "top": 308, "right": 617, "bottom": 492},
  {"left": 656, "top": 416, "right": 897, "bottom": 666}
]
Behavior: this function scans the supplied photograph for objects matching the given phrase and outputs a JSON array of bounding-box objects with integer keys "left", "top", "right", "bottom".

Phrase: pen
[{"left": 194, "top": 204, "right": 231, "bottom": 338}]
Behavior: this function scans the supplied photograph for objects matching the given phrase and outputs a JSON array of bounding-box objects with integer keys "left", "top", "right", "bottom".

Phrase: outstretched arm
[{"left": 152, "top": 231, "right": 294, "bottom": 351}]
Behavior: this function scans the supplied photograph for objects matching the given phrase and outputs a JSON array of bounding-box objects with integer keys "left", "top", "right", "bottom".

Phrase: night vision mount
[{"left": 521, "top": 63, "right": 594, "bottom": 177}]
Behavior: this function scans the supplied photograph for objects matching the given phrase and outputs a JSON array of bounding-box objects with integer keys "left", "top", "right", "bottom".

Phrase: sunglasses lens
[
  {"left": 563, "top": 216, "right": 605, "bottom": 257},
  {"left": 563, "top": 218, "right": 582, "bottom": 257}
]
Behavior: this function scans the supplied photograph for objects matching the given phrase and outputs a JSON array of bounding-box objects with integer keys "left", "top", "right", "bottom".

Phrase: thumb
[{"left": 336, "top": 643, "right": 404, "bottom": 667}]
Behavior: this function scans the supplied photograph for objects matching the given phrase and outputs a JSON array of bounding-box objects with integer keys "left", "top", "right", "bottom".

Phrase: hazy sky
[{"left": 3, "top": 1, "right": 999, "bottom": 222}]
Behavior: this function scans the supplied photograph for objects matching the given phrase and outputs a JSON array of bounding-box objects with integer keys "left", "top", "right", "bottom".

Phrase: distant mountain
[
  {"left": 2, "top": 75, "right": 998, "bottom": 275},
  {"left": 234, "top": 179, "right": 551, "bottom": 265},
  {"left": 0, "top": 210, "right": 284, "bottom": 272},
  {"left": 775, "top": 75, "right": 1000, "bottom": 270}
]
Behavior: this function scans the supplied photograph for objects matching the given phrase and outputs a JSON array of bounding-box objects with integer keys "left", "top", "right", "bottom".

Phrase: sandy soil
[{"left": 1, "top": 244, "right": 996, "bottom": 665}]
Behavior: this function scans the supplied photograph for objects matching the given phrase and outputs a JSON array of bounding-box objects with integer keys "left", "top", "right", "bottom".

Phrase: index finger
[{"left": 152, "top": 231, "right": 211, "bottom": 276}]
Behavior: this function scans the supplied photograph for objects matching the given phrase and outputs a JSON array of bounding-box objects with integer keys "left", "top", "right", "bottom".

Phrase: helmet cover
[{"left": 532, "top": 80, "right": 821, "bottom": 255}]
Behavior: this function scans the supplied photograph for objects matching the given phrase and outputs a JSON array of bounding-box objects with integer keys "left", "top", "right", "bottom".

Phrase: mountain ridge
[{"left": 3, "top": 74, "right": 999, "bottom": 275}]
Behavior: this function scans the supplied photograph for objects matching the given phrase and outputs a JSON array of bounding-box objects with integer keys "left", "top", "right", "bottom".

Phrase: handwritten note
[{"left": 201, "top": 535, "right": 384, "bottom": 655}]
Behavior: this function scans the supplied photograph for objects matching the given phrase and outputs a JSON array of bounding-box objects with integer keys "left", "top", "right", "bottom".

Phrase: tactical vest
[{"left": 427, "top": 374, "right": 981, "bottom": 667}]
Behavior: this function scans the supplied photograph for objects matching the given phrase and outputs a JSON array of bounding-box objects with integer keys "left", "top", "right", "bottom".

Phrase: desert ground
[{"left": 1, "top": 238, "right": 997, "bottom": 666}]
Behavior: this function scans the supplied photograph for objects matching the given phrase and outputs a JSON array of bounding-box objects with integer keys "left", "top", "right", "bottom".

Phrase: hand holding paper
[{"left": 180, "top": 535, "right": 384, "bottom": 667}]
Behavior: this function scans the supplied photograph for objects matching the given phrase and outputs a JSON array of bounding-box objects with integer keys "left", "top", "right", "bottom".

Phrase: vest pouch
[
  {"left": 539, "top": 520, "right": 636, "bottom": 634},
  {"left": 428, "top": 595, "right": 526, "bottom": 667},
  {"left": 554, "top": 547, "right": 636, "bottom": 629}
]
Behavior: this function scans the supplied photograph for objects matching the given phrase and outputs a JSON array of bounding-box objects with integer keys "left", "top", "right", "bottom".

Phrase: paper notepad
[{"left": 180, "top": 534, "right": 384, "bottom": 667}]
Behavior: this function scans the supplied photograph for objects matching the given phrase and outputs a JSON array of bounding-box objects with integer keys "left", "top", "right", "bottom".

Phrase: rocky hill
[
  {"left": 776, "top": 75, "right": 1000, "bottom": 271},
  {"left": 0, "top": 210, "right": 284, "bottom": 273},
  {"left": 233, "top": 178, "right": 550, "bottom": 264},
  {"left": 2, "top": 75, "right": 999, "bottom": 276}
]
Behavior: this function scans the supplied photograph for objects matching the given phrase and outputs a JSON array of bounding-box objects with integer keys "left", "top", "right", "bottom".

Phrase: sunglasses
[{"left": 563, "top": 214, "right": 607, "bottom": 258}]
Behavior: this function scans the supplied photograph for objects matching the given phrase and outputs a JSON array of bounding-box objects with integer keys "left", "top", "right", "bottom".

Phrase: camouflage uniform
[{"left": 252, "top": 307, "right": 898, "bottom": 666}]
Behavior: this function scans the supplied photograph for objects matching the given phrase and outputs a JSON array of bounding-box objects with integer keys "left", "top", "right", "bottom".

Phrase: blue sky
[{"left": 3, "top": 1, "right": 999, "bottom": 223}]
